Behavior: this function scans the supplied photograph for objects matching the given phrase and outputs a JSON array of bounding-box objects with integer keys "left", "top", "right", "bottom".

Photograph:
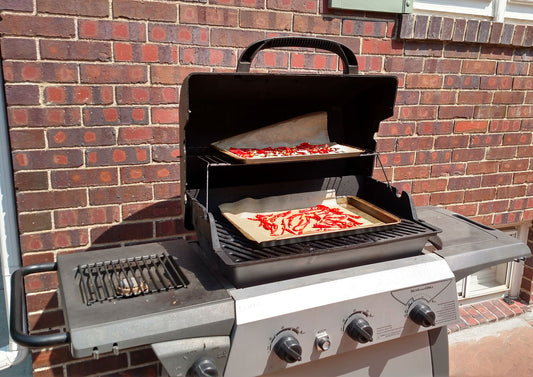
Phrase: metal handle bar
[
  {"left": 237, "top": 37, "right": 359, "bottom": 75},
  {"left": 10, "top": 262, "right": 70, "bottom": 347}
]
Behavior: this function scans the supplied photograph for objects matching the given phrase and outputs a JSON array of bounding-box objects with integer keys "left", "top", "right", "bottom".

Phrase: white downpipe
[{"left": 0, "top": 56, "right": 29, "bottom": 369}]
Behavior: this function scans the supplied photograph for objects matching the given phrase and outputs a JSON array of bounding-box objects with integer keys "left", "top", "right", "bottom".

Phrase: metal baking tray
[{"left": 219, "top": 190, "right": 401, "bottom": 247}]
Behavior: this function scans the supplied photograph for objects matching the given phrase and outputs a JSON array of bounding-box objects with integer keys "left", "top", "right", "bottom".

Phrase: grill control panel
[{"left": 225, "top": 254, "right": 458, "bottom": 376}]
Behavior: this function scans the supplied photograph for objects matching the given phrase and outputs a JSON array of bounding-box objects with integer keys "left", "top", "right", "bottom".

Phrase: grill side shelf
[{"left": 75, "top": 253, "right": 189, "bottom": 306}]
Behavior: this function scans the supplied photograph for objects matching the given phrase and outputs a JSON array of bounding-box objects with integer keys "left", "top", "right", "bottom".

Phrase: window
[
  {"left": 456, "top": 222, "right": 530, "bottom": 302},
  {"left": 413, "top": 0, "right": 533, "bottom": 23}
]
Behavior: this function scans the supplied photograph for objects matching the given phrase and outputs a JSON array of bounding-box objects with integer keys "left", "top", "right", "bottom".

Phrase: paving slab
[{"left": 449, "top": 313, "right": 533, "bottom": 377}]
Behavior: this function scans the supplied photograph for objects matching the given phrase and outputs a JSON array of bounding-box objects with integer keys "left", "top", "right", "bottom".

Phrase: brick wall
[{"left": 0, "top": 1, "right": 532, "bottom": 376}]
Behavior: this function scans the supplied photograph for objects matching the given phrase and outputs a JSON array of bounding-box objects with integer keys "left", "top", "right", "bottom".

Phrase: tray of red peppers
[{"left": 218, "top": 190, "right": 401, "bottom": 247}]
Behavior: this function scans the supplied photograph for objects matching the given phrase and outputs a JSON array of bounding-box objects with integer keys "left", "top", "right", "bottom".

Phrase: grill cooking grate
[
  {"left": 75, "top": 253, "right": 189, "bottom": 305},
  {"left": 216, "top": 219, "right": 432, "bottom": 262}
]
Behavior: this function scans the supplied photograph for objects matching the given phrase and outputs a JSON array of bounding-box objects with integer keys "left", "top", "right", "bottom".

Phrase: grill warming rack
[
  {"left": 196, "top": 149, "right": 392, "bottom": 214},
  {"left": 75, "top": 252, "right": 189, "bottom": 305}
]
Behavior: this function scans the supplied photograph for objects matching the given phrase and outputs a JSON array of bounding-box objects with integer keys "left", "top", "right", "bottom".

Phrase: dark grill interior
[
  {"left": 215, "top": 218, "right": 432, "bottom": 263},
  {"left": 75, "top": 253, "right": 189, "bottom": 305}
]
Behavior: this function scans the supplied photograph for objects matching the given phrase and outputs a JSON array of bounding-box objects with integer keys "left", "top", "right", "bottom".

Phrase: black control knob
[
  {"left": 345, "top": 315, "right": 373, "bottom": 343},
  {"left": 409, "top": 300, "right": 436, "bottom": 327},
  {"left": 273, "top": 334, "right": 302, "bottom": 363},
  {"left": 186, "top": 357, "right": 219, "bottom": 377}
]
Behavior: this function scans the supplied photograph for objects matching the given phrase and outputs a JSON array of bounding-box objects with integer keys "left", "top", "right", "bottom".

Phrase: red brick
[
  {"left": 454, "top": 120, "right": 488, "bottom": 133},
  {"left": 394, "top": 166, "right": 430, "bottom": 180},
  {"left": 121, "top": 164, "right": 179, "bottom": 184},
  {"left": 481, "top": 173, "right": 513, "bottom": 187},
  {"left": 445, "top": 203, "right": 478, "bottom": 217},
  {"left": 377, "top": 152, "right": 415, "bottom": 167},
  {"left": 412, "top": 179, "right": 447, "bottom": 193},
  {"left": 458, "top": 90, "right": 493, "bottom": 104},
  {"left": 156, "top": 219, "right": 189, "bottom": 237},
  {"left": 17, "top": 189, "right": 86, "bottom": 211},
  {"left": 416, "top": 150, "right": 451, "bottom": 164},
  {"left": 430, "top": 191, "right": 464, "bottom": 205},
  {"left": 118, "top": 127, "right": 153, "bottom": 144},
  {"left": 474, "top": 105, "right": 506, "bottom": 119},
  {"left": 113, "top": 0, "right": 177, "bottom": 22},
  {"left": 152, "top": 127, "right": 180, "bottom": 144},
  {"left": 150, "top": 65, "right": 209, "bottom": 85},
  {"left": 122, "top": 201, "right": 180, "bottom": 221},
  {"left": 439, "top": 105, "right": 474, "bottom": 119},
  {"left": 343, "top": 20, "right": 388, "bottom": 37},
  {"left": 8, "top": 107, "right": 80, "bottom": 127},
  {"left": 78, "top": 20, "right": 146, "bottom": 41},
  {"left": 47, "top": 127, "right": 116, "bottom": 148},
  {"left": 361, "top": 38, "right": 403, "bottom": 55},
  {"left": 508, "top": 105, "right": 533, "bottom": 118},
  {"left": 86, "top": 147, "right": 150, "bottom": 166},
  {"left": 0, "top": 0, "right": 33, "bottom": 11},
  {"left": 443, "top": 74, "right": 480, "bottom": 89},
  {"left": 466, "top": 161, "right": 498, "bottom": 175},
  {"left": 12, "top": 150, "right": 83, "bottom": 170},
  {"left": 416, "top": 121, "right": 453, "bottom": 135},
  {"left": 14, "top": 171, "right": 48, "bottom": 191},
  {"left": 52, "top": 168, "right": 118, "bottom": 188},
  {"left": 9, "top": 129, "right": 45, "bottom": 149},
  {"left": 211, "top": 0, "right": 264, "bottom": 7},
  {"left": 377, "top": 122, "right": 414, "bottom": 137},
  {"left": 116, "top": 86, "right": 179, "bottom": 105},
  {"left": 54, "top": 206, "right": 120, "bottom": 228},
  {"left": 180, "top": 4, "right": 239, "bottom": 26},
  {"left": 24, "top": 271, "right": 58, "bottom": 293},
  {"left": 210, "top": 28, "right": 265, "bottom": 48},
  {"left": 240, "top": 10, "right": 291, "bottom": 30},
  {"left": 89, "top": 185, "right": 152, "bottom": 205},
  {"left": 513, "top": 77, "right": 533, "bottom": 90},
  {"left": 152, "top": 107, "right": 179, "bottom": 124},
  {"left": 405, "top": 73, "right": 442, "bottom": 88},
  {"left": 451, "top": 148, "right": 485, "bottom": 162},
  {"left": 18, "top": 212, "right": 52, "bottom": 233},
  {"left": 420, "top": 90, "right": 455, "bottom": 105},
  {"left": 503, "top": 133, "right": 532, "bottom": 146},
  {"left": 90, "top": 222, "right": 153, "bottom": 244},
  {"left": 32, "top": 345, "right": 73, "bottom": 369},
  {"left": 496, "top": 186, "right": 526, "bottom": 199},
  {"left": 28, "top": 309, "right": 65, "bottom": 332},
  {"left": 1, "top": 38, "right": 37, "bottom": 59},
  {"left": 469, "top": 134, "right": 502, "bottom": 147},
  {"left": 486, "top": 146, "right": 517, "bottom": 160},
  {"left": 154, "top": 182, "right": 180, "bottom": 199},
  {"left": 149, "top": 24, "right": 209, "bottom": 44},
  {"left": 83, "top": 107, "right": 148, "bottom": 125},
  {"left": 5, "top": 84, "right": 39, "bottom": 105},
  {"left": 398, "top": 106, "right": 437, "bottom": 120},
  {"left": 267, "top": 0, "right": 317, "bottom": 13},
  {"left": 395, "top": 91, "right": 419, "bottom": 105},
  {"left": 0, "top": 14, "right": 75, "bottom": 37},
  {"left": 180, "top": 47, "right": 236, "bottom": 66},
  {"left": 480, "top": 76, "right": 513, "bottom": 90},
  {"left": 80, "top": 64, "right": 147, "bottom": 84},
  {"left": 448, "top": 176, "right": 481, "bottom": 190},
  {"left": 490, "top": 119, "right": 521, "bottom": 132},
  {"left": 461, "top": 60, "right": 497, "bottom": 74},
  {"left": 152, "top": 145, "right": 180, "bottom": 162},
  {"left": 37, "top": 0, "right": 109, "bottom": 16},
  {"left": 293, "top": 14, "right": 341, "bottom": 35},
  {"left": 397, "top": 136, "right": 433, "bottom": 151},
  {"left": 500, "top": 159, "right": 529, "bottom": 172}
]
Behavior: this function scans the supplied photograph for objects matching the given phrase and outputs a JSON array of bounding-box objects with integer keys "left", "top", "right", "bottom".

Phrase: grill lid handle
[
  {"left": 237, "top": 37, "right": 359, "bottom": 75},
  {"left": 10, "top": 262, "right": 70, "bottom": 347}
]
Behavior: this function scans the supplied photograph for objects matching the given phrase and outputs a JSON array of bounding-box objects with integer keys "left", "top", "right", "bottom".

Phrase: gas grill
[{"left": 10, "top": 38, "right": 531, "bottom": 377}]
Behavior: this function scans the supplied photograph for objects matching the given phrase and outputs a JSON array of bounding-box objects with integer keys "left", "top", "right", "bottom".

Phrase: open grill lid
[{"left": 179, "top": 37, "right": 398, "bottom": 217}]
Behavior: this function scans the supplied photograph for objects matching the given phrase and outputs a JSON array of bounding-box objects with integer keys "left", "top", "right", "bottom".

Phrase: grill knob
[
  {"left": 408, "top": 300, "right": 436, "bottom": 327},
  {"left": 273, "top": 334, "right": 302, "bottom": 363},
  {"left": 345, "top": 314, "right": 373, "bottom": 344},
  {"left": 186, "top": 357, "right": 219, "bottom": 377}
]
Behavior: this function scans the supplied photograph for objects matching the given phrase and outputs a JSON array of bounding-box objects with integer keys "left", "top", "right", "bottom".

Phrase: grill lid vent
[{"left": 75, "top": 252, "right": 189, "bottom": 305}]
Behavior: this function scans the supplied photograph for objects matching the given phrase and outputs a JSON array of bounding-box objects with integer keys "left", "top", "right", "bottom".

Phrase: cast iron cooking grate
[
  {"left": 75, "top": 253, "right": 189, "bottom": 305},
  {"left": 216, "top": 219, "right": 432, "bottom": 262}
]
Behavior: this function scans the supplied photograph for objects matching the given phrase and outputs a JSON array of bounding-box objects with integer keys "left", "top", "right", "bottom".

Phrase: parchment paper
[{"left": 219, "top": 190, "right": 389, "bottom": 244}]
